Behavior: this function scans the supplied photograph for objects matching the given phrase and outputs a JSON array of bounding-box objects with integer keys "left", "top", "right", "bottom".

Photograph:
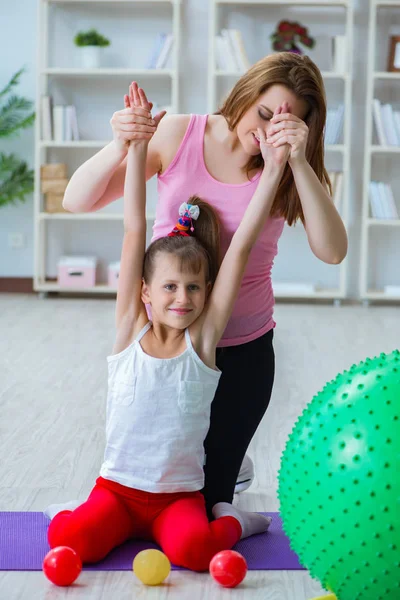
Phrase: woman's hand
[
  {"left": 266, "top": 101, "right": 309, "bottom": 166},
  {"left": 110, "top": 81, "right": 166, "bottom": 152},
  {"left": 257, "top": 102, "right": 290, "bottom": 169}
]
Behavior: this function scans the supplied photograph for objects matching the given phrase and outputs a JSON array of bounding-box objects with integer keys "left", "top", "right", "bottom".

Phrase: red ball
[
  {"left": 209, "top": 550, "right": 247, "bottom": 588},
  {"left": 42, "top": 546, "right": 82, "bottom": 586}
]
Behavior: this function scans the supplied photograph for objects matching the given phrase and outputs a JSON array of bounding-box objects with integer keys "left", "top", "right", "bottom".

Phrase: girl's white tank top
[{"left": 100, "top": 321, "right": 221, "bottom": 493}]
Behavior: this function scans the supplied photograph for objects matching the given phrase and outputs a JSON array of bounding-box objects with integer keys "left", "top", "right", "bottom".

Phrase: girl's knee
[
  {"left": 47, "top": 514, "right": 100, "bottom": 563},
  {"left": 163, "top": 531, "right": 214, "bottom": 572}
]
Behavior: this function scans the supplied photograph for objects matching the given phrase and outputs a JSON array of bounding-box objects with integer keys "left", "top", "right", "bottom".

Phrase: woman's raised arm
[{"left": 62, "top": 91, "right": 165, "bottom": 213}]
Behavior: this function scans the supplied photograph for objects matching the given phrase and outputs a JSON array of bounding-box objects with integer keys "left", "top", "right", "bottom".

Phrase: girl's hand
[
  {"left": 266, "top": 101, "right": 309, "bottom": 166},
  {"left": 110, "top": 82, "right": 166, "bottom": 152},
  {"left": 258, "top": 102, "right": 291, "bottom": 168}
]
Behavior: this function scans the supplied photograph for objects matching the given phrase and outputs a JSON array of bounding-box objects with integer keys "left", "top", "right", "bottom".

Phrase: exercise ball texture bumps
[{"left": 278, "top": 350, "right": 400, "bottom": 600}]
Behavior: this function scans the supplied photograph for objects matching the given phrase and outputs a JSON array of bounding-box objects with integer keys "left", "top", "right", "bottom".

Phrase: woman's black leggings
[{"left": 201, "top": 329, "right": 275, "bottom": 518}]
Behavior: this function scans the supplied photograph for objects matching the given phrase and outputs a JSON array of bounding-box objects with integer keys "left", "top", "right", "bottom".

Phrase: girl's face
[
  {"left": 142, "top": 253, "right": 209, "bottom": 329},
  {"left": 236, "top": 84, "right": 309, "bottom": 157}
]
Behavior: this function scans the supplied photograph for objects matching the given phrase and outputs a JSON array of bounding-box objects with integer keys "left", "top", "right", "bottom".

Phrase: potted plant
[
  {"left": 74, "top": 29, "right": 111, "bottom": 69},
  {"left": 0, "top": 68, "right": 35, "bottom": 208},
  {"left": 271, "top": 21, "right": 315, "bottom": 55}
]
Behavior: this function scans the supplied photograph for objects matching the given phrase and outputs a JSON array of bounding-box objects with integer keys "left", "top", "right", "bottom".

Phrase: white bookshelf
[
  {"left": 360, "top": 0, "right": 400, "bottom": 303},
  {"left": 34, "top": 0, "right": 181, "bottom": 294},
  {"left": 43, "top": 68, "right": 175, "bottom": 76},
  {"left": 208, "top": 0, "right": 353, "bottom": 301}
]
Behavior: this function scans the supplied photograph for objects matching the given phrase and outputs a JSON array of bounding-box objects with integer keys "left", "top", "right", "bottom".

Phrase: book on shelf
[
  {"left": 324, "top": 103, "right": 344, "bottom": 145},
  {"left": 216, "top": 29, "right": 250, "bottom": 73},
  {"left": 66, "top": 105, "right": 79, "bottom": 141},
  {"left": 155, "top": 34, "right": 173, "bottom": 69},
  {"left": 219, "top": 30, "right": 238, "bottom": 72},
  {"left": 41, "top": 97, "right": 79, "bottom": 142},
  {"left": 369, "top": 181, "right": 399, "bottom": 219},
  {"left": 228, "top": 29, "right": 251, "bottom": 72},
  {"left": 147, "top": 33, "right": 174, "bottom": 69},
  {"left": 384, "top": 183, "right": 399, "bottom": 218},
  {"left": 53, "top": 105, "right": 64, "bottom": 143},
  {"left": 373, "top": 99, "right": 400, "bottom": 146},
  {"left": 331, "top": 35, "right": 346, "bottom": 73},
  {"left": 147, "top": 33, "right": 167, "bottom": 68},
  {"left": 381, "top": 104, "right": 400, "bottom": 146},
  {"left": 41, "top": 96, "right": 53, "bottom": 141},
  {"left": 394, "top": 112, "right": 400, "bottom": 143},
  {"left": 215, "top": 35, "right": 229, "bottom": 71}
]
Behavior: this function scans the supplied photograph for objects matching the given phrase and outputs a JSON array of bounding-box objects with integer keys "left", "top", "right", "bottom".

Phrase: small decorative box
[{"left": 58, "top": 256, "right": 97, "bottom": 288}]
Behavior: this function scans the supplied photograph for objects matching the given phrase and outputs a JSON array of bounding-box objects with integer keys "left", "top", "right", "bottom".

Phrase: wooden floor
[{"left": 0, "top": 293, "right": 398, "bottom": 600}]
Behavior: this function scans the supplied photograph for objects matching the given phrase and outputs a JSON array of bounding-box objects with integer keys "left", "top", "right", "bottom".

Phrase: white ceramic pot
[{"left": 80, "top": 46, "right": 102, "bottom": 69}]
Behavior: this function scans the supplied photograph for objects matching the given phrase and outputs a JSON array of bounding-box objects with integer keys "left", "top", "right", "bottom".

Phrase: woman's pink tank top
[{"left": 152, "top": 114, "right": 285, "bottom": 347}]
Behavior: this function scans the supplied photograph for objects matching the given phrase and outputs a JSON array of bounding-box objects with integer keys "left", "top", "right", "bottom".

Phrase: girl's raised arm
[
  {"left": 114, "top": 84, "right": 159, "bottom": 339},
  {"left": 201, "top": 126, "right": 287, "bottom": 350}
]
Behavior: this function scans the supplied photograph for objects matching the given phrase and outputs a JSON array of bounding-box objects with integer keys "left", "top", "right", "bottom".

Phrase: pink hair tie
[{"left": 168, "top": 203, "right": 200, "bottom": 237}]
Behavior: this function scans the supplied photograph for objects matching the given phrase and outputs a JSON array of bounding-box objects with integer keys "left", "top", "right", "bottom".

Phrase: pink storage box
[
  {"left": 108, "top": 261, "right": 120, "bottom": 288},
  {"left": 58, "top": 255, "right": 97, "bottom": 288}
]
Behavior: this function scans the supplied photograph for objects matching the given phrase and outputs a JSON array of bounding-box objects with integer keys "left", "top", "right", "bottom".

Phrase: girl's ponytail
[
  {"left": 186, "top": 195, "right": 220, "bottom": 284},
  {"left": 143, "top": 195, "right": 221, "bottom": 286}
]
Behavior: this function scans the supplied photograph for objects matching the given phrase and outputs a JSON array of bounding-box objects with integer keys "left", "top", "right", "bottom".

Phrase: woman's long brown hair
[{"left": 217, "top": 52, "right": 332, "bottom": 225}]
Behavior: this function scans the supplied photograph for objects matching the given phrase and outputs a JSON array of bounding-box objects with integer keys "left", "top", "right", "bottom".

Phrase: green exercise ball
[{"left": 278, "top": 350, "right": 400, "bottom": 600}]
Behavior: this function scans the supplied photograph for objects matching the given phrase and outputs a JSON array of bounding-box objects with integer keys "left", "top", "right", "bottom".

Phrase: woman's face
[{"left": 236, "top": 84, "right": 310, "bottom": 156}]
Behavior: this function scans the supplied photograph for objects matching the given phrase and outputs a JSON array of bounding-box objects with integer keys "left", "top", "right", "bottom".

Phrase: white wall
[
  {"left": 0, "top": 2, "right": 37, "bottom": 276},
  {"left": 0, "top": 0, "right": 371, "bottom": 297}
]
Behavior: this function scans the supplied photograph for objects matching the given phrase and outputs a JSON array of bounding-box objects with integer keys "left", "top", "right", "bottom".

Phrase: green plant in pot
[
  {"left": 74, "top": 29, "right": 111, "bottom": 69},
  {"left": 0, "top": 67, "right": 35, "bottom": 208}
]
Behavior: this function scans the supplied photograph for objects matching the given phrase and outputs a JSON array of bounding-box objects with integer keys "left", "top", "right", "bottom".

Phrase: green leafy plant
[
  {"left": 74, "top": 29, "right": 110, "bottom": 47},
  {"left": 271, "top": 21, "right": 315, "bottom": 54},
  {"left": 0, "top": 67, "right": 35, "bottom": 208}
]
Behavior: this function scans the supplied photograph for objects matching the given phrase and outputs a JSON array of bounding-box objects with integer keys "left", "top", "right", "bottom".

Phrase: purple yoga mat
[{"left": 0, "top": 512, "right": 305, "bottom": 571}]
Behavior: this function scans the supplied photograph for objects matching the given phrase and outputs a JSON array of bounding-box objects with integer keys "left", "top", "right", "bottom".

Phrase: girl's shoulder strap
[
  {"left": 135, "top": 321, "right": 152, "bottom": 342},
  {"left": 184, "top": 327, "right": 193, "bottom": 351}
]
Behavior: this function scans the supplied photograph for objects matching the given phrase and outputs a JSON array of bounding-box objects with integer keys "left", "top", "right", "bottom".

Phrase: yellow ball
[
  {"left": 133, "top": 549, "right": 171, "bottom": 586},
  {"left": 310, "top": 595, "right": 337, "bottom": 600}
]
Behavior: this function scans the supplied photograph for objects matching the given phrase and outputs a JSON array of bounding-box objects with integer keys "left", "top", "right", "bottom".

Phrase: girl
[
  {"left": 62, "top": 53, "right": 348, "bottom": 518},
  {"left": 46, "top": 82, "right": 289, "bottom": 572}
]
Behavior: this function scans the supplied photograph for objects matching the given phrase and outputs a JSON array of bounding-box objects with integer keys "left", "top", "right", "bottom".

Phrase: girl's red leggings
[{"left": 47, "top": 476, "right": 241, "bottom": 572}]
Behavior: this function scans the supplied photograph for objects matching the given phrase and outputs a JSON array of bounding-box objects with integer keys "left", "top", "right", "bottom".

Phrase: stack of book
[
  {"left": 372, "top": 99, "right": 400, "bottom": 146},
  {"left": 368, "top": 181, "right": 399, "bottom": 219},
  {"left": 40, "top": 163, "right": 69, "bottom": 213},
  {"left": 147, "top": 33, "right": 174, "bottom": 69},
  {"left": 41, "top": 96, "right": 79, "bottom": 142},
  {"left": 215, "top": 29, "right": 250, "bottom": 73},
  {"left": 325, "top": 104, "right": 344, "bottom": 145},
  {"left": 328, "top": 171, "right": 344, "bottom": 214}
]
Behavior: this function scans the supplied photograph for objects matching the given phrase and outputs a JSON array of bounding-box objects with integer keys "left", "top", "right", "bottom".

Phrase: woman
[{"left": 63, "top": 52, "right": 347, "bottom": 519}]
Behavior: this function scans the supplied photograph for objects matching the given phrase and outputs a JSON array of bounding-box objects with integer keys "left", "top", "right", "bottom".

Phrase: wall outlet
[{"left": 8, "top": 233, "right": 25, "bottom": 248}]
